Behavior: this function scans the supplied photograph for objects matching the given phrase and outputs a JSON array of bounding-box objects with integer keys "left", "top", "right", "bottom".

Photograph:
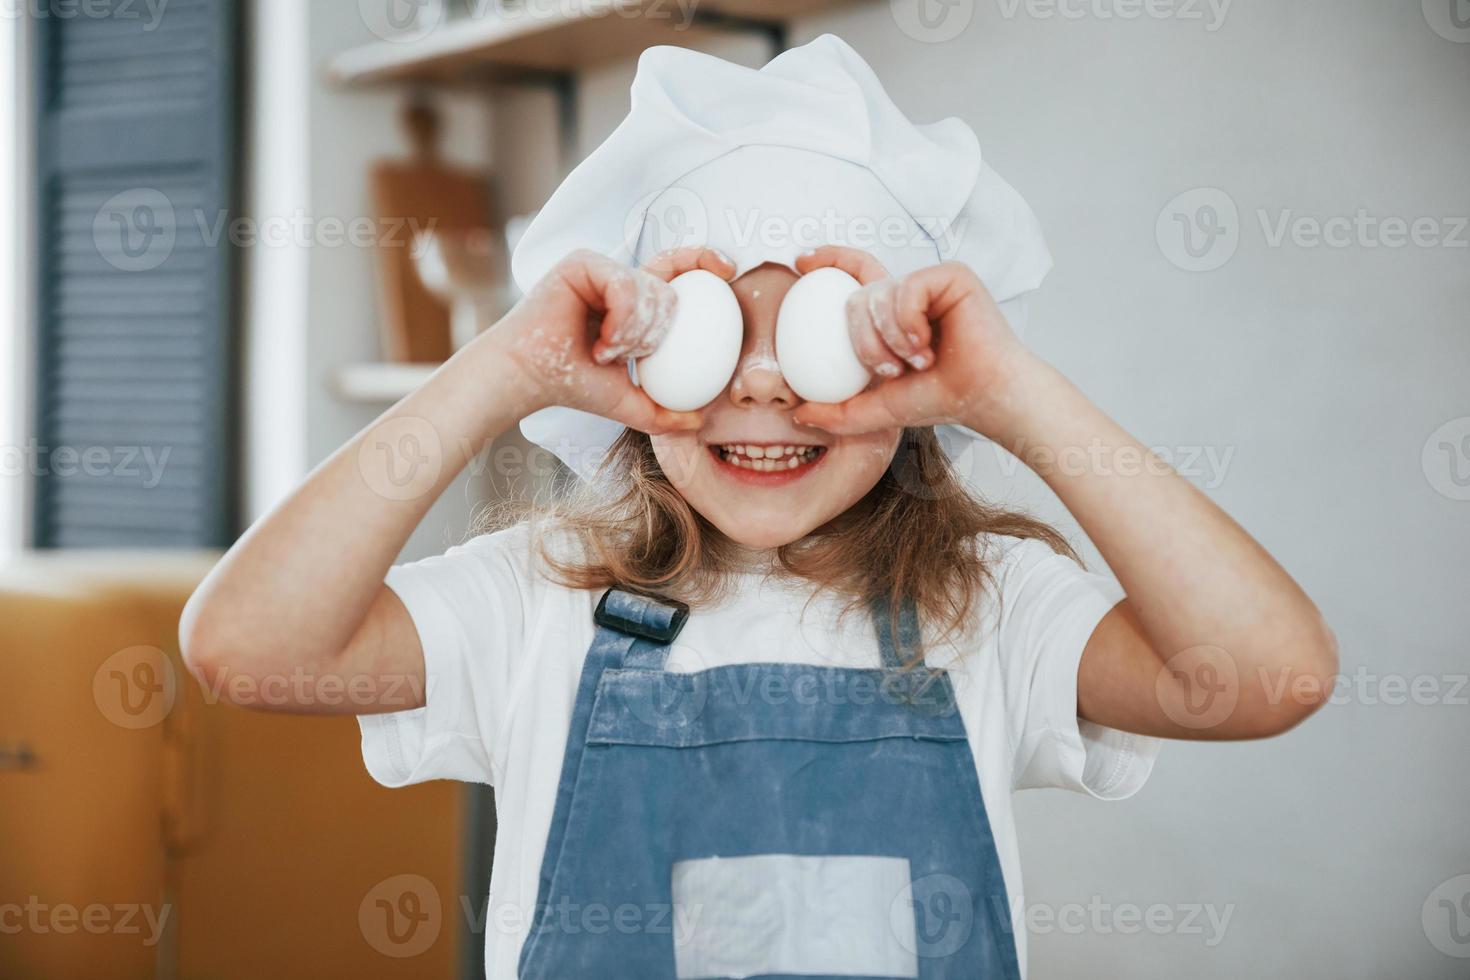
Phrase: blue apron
[{"left": 518, "top": 588, "right": 1021, "bottom": 979}]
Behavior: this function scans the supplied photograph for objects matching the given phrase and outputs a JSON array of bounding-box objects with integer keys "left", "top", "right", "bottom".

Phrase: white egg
[
  {"left": 775, "top": 267, "right": 870, "bottom": 404},
  {"left": 635, "top": 269, "right": 743, "bottom": 412}
]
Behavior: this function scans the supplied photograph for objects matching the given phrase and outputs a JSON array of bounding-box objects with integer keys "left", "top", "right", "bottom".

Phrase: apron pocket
[{"left": 670, "top": 853, "right": 919, "bottom": 979}]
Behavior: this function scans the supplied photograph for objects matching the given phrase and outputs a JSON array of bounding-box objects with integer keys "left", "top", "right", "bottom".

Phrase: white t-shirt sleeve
[
  {"left": 989, "top": 536, "right": 1162, "bottom": 799},
  {"left": 356, "top": 526, "right": 537, "bottom": 789}
]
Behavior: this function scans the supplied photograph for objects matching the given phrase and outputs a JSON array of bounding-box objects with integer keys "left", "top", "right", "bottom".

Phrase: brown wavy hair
[{"left": 489, "top": 426, "right": 1075, "bottom": 655}]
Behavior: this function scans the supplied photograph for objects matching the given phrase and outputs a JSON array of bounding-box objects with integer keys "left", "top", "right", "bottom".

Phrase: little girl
[{"left": 182, "top": 35, "right": 1336, "bottom": 980}]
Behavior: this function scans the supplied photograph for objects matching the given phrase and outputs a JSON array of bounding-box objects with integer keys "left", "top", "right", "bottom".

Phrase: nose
[{"left": 728, "top": 343, "right": 799, "bottom": 409}]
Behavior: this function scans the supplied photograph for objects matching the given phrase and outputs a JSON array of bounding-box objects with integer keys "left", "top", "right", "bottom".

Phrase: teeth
[{"left": 715, "top": 444, "right": 822, "bottom": 471}]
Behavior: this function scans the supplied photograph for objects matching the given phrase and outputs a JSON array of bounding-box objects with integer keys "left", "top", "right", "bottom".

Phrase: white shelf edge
[
  {"left": 333, "top": 362, "right": 441, "bottom": 403},
  {"left": 328, "top": 2, "right": 612, "bottom": 84}
]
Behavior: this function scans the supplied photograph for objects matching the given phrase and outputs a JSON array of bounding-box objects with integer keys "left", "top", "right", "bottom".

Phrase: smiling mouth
[{"left": 711, "top": 443, "right": 827, "bottom": 473}]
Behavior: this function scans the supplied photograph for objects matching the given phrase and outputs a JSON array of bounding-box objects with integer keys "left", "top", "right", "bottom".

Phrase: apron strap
[
  {"left": 593, "top": 588, "right": 930, "bottom": 673},
  {"left": 593, "top": 588, "right": 690, "bottom": 669},
  {"left": 871, "top": 595, "right": 956, "bottom": 715},
  {"left": 870, "top": 594, "right": 924, "bottom": 669}
]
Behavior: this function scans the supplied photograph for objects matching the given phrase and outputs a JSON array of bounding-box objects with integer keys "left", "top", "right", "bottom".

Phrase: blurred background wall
[{"left": 3, "top": 0, "right": 1467, "bottom": 977}]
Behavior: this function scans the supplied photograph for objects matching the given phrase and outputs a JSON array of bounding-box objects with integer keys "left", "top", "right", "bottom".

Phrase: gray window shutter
[{"left": 32, "top": 0, "right": 238, "bottom": 548}]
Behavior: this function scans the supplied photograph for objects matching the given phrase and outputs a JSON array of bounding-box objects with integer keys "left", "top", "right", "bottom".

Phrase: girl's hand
[
  {"left": 789, "top": 245, "right": 1037, "bottom": 441},
  {"left": 489, "top": 247, "right": 735, "bottom": 435},
  {"left": 792, "top": 255, "right": 1337, "bottom": 743}
]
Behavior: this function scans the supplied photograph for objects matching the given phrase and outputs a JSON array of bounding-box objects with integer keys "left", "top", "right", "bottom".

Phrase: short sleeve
[
  {"left": 356, "top": 526, "right": 536, "bottom": 789},
  {"left": 989, "top": 536, "right": 1162, "bottom": 799}
]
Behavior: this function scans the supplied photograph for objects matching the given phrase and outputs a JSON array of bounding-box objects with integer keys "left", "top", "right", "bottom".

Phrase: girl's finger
[
  {"left": 793, "top": 387, "right": 908, "bottom": 435},
  {"left": 555, "top": 248, "right": 630, "bottom": 312},
  {"left": 843, "top": 286, "right": 905, "bottom": 381},
  {"left": 887, "top": 276, "right": 934, "bottom": 367},
  {"left": 796, "top": 366, "right": 955, "bottom": 434},
  {"left": 794, "top": 244, "right": 890, "bottom": 285},
  {"left": 609, "top": 383, "right": 704, "bottom": 435},
  {"left": 641, "top": 246, "right": 737, "bottom": 282},
  {"left": 595, "top": 246, "right": 735, "bottom": 363},
  {"left": 893, "top": 261, "right": 984, "bottom": 343},
  {"left": 590, "top": 266, "right": 677, "bottom": 365},
  {"left": 857, "top": 278, "right": 932, "bottom": 372},
  {"left": 624, "top": 282, "right": 678, "bottom": 359}
]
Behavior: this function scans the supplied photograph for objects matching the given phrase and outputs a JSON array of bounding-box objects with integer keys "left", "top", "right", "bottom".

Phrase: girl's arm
[
  {"left": 793, "top": 247, "right": 1338, "bottom": 740},
  {"left": 179, "top": 248, "right": 724, "bottom": 713},
  {"left": 984, "top": 354, "right": 1338, "bottom": 740}
]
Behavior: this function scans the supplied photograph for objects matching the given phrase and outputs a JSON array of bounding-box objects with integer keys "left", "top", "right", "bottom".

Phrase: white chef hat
[{"left": 513, "top": 34, "right": 1052, "bottom": 482}]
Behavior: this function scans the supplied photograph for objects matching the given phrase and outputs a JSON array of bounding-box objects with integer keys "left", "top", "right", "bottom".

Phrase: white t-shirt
[{"left": 357, "top": 523, "right": 1161, "bottom": 978}]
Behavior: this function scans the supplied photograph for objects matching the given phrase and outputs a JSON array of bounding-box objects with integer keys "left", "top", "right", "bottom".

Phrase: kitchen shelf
[
  {"left": 332, "top": 362, "right": 441, "bottom": 402},
  {"left": 329, "top": 0, "right": 844, "bottom": 85}
]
